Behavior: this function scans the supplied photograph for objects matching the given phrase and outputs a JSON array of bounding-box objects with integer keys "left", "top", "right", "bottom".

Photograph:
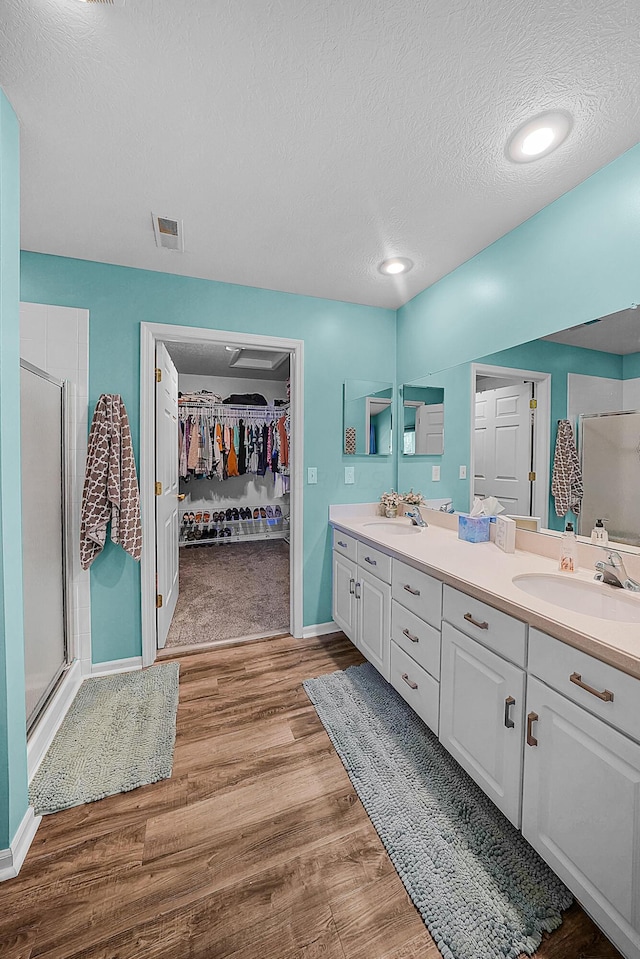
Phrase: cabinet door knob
[
  {"left": 403, "top": 585, "right": 420, "bottom": 596},
  {"left": 402, "top": 627, "right": 419, "bottom": 644},
  {"left": 504, "top": 696, "right": 515, "bottom": 729},
  {"left": 464, "top": 612, "right": 489, "bottom": 630},
  {"left": 526, "top": 711, "right": 539, "bottom": 747},
  {"left": 401, "top": 672, "right": 418, "bottom": 690},
  {"left": 177, "top": 493, "right": 186, "bottom": 501},
  {"left": 569, "top": 672, "right": 614, "bottom": 702}
]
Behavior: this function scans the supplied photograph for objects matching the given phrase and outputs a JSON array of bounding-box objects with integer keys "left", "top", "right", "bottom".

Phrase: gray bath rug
[
  {"left": 29, "top": 662, "right": 180, "bottom": 815},
  {"left": 303, "top": 663, "right": 572, "bottom": 959}
]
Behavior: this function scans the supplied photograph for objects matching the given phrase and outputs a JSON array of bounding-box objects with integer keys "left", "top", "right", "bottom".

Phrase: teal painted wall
[
  {"left": 0, "top": 90, "right": 28, "bottom": 848},
  {"left": 397, "top": 142, "right": 640, "bottom": 384},
  {"left": 20, "top": 254, "right": 397, "bottom": 663},
  {"left": 623, "top": 351, "right": 640, "bottom": 379}
]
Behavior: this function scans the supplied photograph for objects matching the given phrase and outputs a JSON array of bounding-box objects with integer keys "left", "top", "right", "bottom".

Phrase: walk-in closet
[{"left": 160, "top": 340, "right": 292, "bottom": 650}]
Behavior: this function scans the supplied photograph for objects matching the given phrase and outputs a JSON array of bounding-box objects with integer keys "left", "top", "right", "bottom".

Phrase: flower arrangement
[{"left": 379, "top": 489, "right": 424, "bottom": 517}]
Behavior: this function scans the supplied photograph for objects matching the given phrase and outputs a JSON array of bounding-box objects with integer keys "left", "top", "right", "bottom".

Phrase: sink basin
[
  {"left": 512, "top": 573, "right": 640, "bottom": 623},
  {"left": 362, "top": 521, "right": 422, "bottom": 536}
]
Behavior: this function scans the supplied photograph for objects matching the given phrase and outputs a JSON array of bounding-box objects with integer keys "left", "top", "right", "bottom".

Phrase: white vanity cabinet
[
  {"left": 389, "top": 558, "right": 443, "bottom": 734},
  {"left": 331, "top": 529, "right": 391, "bottom": 680},
  {"left": 523, "top": 629, "right": 640, "bottom": 959},
  {"left": 439, "top": 621, "right": 526, "bottom": 827}
]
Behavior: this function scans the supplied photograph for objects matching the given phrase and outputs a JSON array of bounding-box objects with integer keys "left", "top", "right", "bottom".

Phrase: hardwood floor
[{"left": 3, "top": 634, "right": 622, "bottom": 959}]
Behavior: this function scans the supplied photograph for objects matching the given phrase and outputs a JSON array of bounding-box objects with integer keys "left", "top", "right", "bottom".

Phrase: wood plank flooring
[{"left": 3, "top": 633, "right": 622, "bottom": 959}]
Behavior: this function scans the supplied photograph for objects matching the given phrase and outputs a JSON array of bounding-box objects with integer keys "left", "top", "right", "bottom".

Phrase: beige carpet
[{"left": 166, "top": 540, "right": 290, "bottom": 647}]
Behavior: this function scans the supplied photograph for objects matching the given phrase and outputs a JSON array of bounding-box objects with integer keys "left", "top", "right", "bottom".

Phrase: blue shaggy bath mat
[
  {"left": 30, "top": 662, "right": 180, "bottom": 815},
  {"left": 303, "top": 662, "right": 572, "bottom": 959}
]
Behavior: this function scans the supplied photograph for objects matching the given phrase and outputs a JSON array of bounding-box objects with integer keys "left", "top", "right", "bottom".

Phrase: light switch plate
[
  {"left": 344, "top": 466, "right": 355, "bottom": 484},
  {"left": 459, "top": 465, "right": 467, "bottom": 479},
  {"left": 432, "top": 465, "right": 441, "bottom": 481},
  {"left": 307, "top": 467, "right": 317, "bottom": 484}
]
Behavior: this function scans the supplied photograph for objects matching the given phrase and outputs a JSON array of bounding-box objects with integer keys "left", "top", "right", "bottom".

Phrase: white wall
[
  {"left": 179, "top": 374, "right": 288, "bottom": 405},
  {"left": 20, "top": 303, "right": 91, "bottom": 674}
]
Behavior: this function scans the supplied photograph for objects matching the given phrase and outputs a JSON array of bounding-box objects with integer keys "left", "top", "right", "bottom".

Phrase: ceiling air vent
[{"left": 152, "top": 214, "right": 184, "bottom": 253}]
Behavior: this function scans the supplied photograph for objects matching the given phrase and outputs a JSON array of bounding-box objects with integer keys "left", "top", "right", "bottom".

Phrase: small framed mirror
[
  {"left": 402, "top": 384, "right": 445, "bottom": 455},
  {"left": 343, "top": 379, "right": 393, "bottom": 455}
]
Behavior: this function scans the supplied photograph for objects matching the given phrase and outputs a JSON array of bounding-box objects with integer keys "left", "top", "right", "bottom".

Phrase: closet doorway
[{"left": 140, "top": 325, "right": 304, "bottom": 665}]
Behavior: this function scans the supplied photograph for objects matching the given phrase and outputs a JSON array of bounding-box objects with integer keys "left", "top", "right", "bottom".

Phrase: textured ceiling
[
  {"left": 166, "top": 340, "right": 290, "bottom": 379},
  {"left": 2, "top": 0, "right": 640, "bottom": 309}
]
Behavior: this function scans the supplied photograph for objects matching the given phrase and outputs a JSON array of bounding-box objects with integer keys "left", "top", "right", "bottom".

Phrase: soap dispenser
[
  {"left": 591, "top": 518, "right": 609, "bottom": 545},
  {"left": 559, "top": 522, "right": 577, "bottom": 573}
]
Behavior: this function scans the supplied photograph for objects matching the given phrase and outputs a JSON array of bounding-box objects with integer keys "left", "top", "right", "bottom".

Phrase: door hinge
[
  {"left": 529, "top": 398, "right": 537, "bottom": 409},
  {"left": 528, "top": 471, "right": 536, "bottom": 482},
  {"left": 155, "top": 368, "right": 162, "bottom": 383},
  {"left": 155, "top": 481, "right": 162, "bottom": 496},
  {"left": 156, "top": 594, "right": 163, "bottom": 609}
]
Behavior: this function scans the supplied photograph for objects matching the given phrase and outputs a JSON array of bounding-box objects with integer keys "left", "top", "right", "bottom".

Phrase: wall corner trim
[
  {"left": 302, "top": 621, "right": 340, "bottom": 639},
  {"left": 91, "top": 656, "right": 143, "bottom": 678},
  {"left": 0, "top": 806, "right": 41, "bottom": 882},
  {"left": 27, "top": 660, "right": 83, "bottom": 781}
]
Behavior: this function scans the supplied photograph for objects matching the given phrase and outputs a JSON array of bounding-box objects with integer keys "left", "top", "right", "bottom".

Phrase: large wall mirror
[
  {"left": 398, "top": 305, "right": 640, "bottom": 550},
  {"left": 343, "top": 379, "right": 393, "bottom": 455}
]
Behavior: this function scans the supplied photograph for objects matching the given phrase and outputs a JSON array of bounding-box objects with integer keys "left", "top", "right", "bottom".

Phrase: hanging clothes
[
  {"left": 80, "top": 394, "right": 142, "bottom": 569},
  {"left": 552, "top": 419, "right": 583, "bottom": 516}
]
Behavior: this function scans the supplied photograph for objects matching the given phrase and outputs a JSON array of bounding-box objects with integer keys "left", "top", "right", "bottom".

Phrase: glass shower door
[{"left": 20, "top": 360, "right": 69, "bottom": 731}]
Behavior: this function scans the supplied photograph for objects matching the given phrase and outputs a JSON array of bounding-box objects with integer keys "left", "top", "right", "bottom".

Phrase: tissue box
[{"left": 458, "top": 515, "right": 491, "bottom": 543}]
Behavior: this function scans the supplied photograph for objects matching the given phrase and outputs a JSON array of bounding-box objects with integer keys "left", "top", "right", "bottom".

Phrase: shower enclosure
[
  {"left": 579, "top": 410, "right": 640, "bottom": 548},
  {"left": 20, "top": 360, "right": 70, "bottom": 731}
]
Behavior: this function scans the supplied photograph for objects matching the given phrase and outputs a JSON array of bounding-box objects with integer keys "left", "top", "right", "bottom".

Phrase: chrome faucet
[
  {"left": 405, "top": 506, "right": 428, "bottom": 528},
  {"left": 594, "top": 551, "right": 640, "bottom": 592}
]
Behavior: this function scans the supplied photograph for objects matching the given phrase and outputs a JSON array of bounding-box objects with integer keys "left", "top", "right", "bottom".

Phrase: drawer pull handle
[
  {"left": 402, "top": 672, "right": 418, "bottom": 690},
  {"left": 403, "top": 585, "right": 421, "bottom": 596},
  {"left": 364, "top": 556, "right": 377, "bottom": 566},
  {"left": 504, "top": 696, "right": 515, "bottom": 729},
  {"left": 349, "top": 578, "right": 355, "bottom": 595},
  {"left": 337, "top": 540, "right": 348, "bottom": 548},
  {"left": 526, "top": 711, "right": 539, "bottom": 747},
  {"left": 402, "top": 627, "right": 419, "bottom": 644},
  {"left": 464, "top": 612, "right": 489, "bottom": 630},
  {"left": 569, "top": 672, "right": 614, "bottom": 703},
  {"left": 354, "top": 582, "right": 361, "bottom": 600}
]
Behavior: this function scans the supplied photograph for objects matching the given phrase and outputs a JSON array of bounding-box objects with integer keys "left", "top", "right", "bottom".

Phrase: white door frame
[
  {"left": 470, "top": 363, "right": 551, "bottom": 528},
  {"left": 140, "top": 322, "right": 304, "bottom": 667}
]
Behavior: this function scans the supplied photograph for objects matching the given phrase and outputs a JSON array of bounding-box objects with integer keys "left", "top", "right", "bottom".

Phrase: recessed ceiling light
[
  {"left": 506, "top": 111, "right": 572, "bottom": 163},
  {"left": 379, "top": 257, "right": 413, "bottom": 276}
]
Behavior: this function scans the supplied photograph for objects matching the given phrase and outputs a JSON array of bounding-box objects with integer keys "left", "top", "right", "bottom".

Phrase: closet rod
[{"left": 178, "top": 403, "right": 287, "bottom": 416}]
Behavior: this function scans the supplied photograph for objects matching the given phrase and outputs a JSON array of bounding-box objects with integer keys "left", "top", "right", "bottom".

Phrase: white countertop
[{"left": 330, "top": 505, "right": 640, "bottom": 680}]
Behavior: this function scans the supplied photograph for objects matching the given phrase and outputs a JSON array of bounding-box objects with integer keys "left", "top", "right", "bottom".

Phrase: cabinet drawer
[
  {"left": 357, "top": 541, "right": 392, "bottom": 584},
  {"left": 442, "top": 585, "right": 527, "bottom": 667},
  {"left": 392, "top": 560, "right": 442, "bottom": 628},
  {"left": 390, "top": 641, "right": 439, "bottom": 735},
  {"left": 333, "top": 529, "right": 357, "bottom": 562},
  {"left": 529, "top": 628, "right": 640, "bottom": 743},
  {"left": 391, "top": 600, "right": 441, "bottom": 680}
]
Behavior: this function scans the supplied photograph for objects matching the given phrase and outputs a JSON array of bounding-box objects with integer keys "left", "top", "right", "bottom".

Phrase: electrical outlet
[
  {"left": 307, "top": 467, "right": 317, "bottom": 485},
  {"left": 459, "top": 465, "right": 467, "bottom": 479},
  {"left": 432, "top": 465, "right": 441, "bottom": 481},
  {"left": 344, "top": 466, "right": 355, "bottom": 484}
]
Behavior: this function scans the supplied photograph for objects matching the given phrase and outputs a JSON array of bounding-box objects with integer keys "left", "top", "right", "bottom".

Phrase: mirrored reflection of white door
[
  {"left": 474, "top": 382, "right": 533, "bottom": 514},
  {"left": 155, "top": 342, "right": 179, "bottom": 649},
  {"left": 415, "top": 403, "right": 444, "bottom": 455}
]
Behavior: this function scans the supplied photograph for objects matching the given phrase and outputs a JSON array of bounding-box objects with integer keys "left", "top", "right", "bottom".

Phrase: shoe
[
  {"left": 260, "top": 507, "right": 267, "bottom": 518},
  {"left": 253, "top": 507, "right": 259, "bottom": 519},
  {"left": 232, "top": 508, "right": 239, "bottom": 521},
  {"left": 274, "top": 506, "right": 282, "bottom": 518},
  {"left": 210, "top": 527, "right": 217, "bottom": 539},
  {"left": 203, "top": 512, "right": 210, "bottom": 524},
  {"left": 225, "top": 508, "right": 232, "bottom": 520},
  {"left": 195, "top": 512, "right": 203, "bottom": 524},
  {"left": 266, "top": 506, "right": 274, "bottom": 518}
]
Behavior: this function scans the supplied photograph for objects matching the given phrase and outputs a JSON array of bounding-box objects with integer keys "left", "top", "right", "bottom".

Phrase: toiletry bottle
[
  {"left": 591, "top": 518, "right": 609, "bottom": 545},
  {"left": 559, "top": 522, "right": 577, "bottom": 572}
]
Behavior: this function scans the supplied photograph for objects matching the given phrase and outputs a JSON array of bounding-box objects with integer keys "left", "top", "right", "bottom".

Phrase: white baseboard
[
  {"left": 91, "top": 656, "right": 143, "bottom": 677},
  {"left": 0, "top": 807, "right": 41, "bottom": 882},
  {"left": 302, "top": 621, "right": 340, "bottom": 639},
  {"left": 27, "top": 660, "right": 83, "bottom": 781}
]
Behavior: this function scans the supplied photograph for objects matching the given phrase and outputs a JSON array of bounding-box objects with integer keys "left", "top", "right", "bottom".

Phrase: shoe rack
[{"left": 179, "top": 506, "right": 288, "bottom": 547}]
